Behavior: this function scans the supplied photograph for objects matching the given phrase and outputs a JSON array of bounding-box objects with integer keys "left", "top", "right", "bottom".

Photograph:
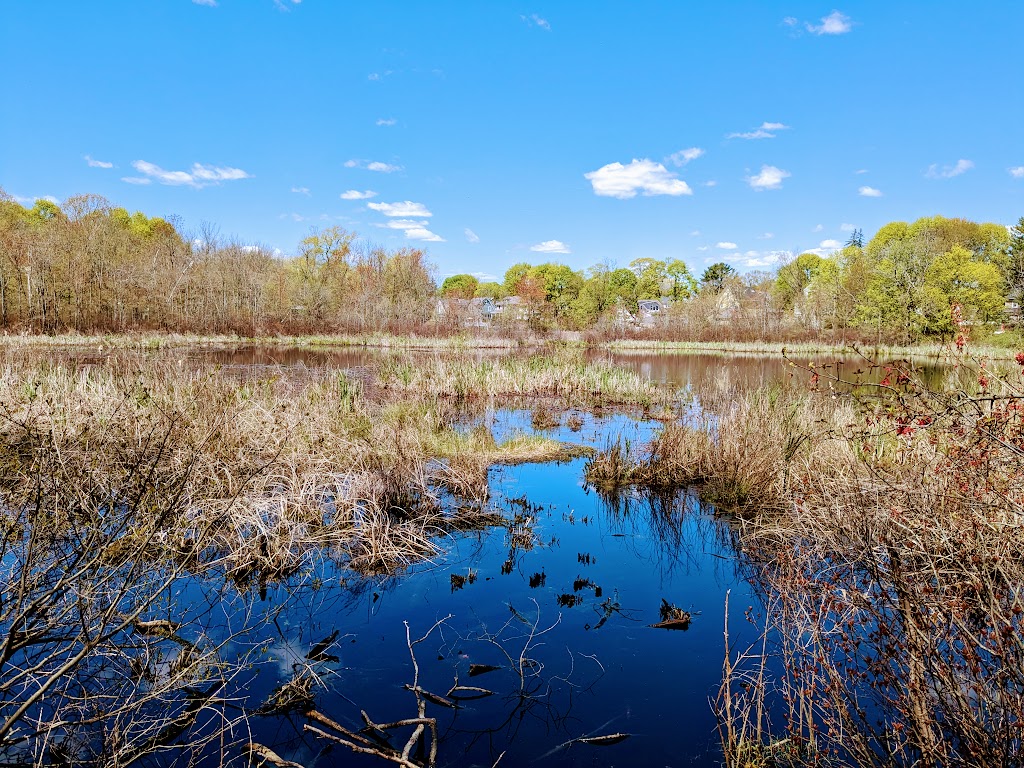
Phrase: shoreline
[{"left": 0, "top": 330, "right": 1017, "bottom": 360}]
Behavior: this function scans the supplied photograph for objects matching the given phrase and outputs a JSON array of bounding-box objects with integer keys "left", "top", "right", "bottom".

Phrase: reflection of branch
[{"left": 304, "top": 615, "right": 451, "bottom": 767}]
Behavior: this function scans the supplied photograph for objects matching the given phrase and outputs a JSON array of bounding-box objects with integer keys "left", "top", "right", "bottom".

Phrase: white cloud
[
  {"left": 746, "top": 165, "right": 790, "bottom": 190},
  {"left": 521, "top": 13, "right": 551, "bottom": 30},
  {"left": 291, "top": 186, "right": 310, "bottom": 195},
  {"left": 840, "top": 223, "right": 856, "bottom": 232},
  {"left": 192, "top": 0, "right": 217, "bottom": 5},
  {"left": 728, "top": 121, "right": 790, "bottom": 140},
  {"left": 738, "top": 250, "right": 789, "bottom": 269},
  {"left": 340, "top": 190, "right": 377, "bottom": 200},
  {"left": 403, "top": 227, "right": 444, "bottom": 242},
  {"left": 807, "top": 10, "right": 853, "bottom": 35},
  {"left": 121, "top": 177, "right": 151, "bottom": 185},
  {"left": 805, "top": 240, "right": 843, "bottom": 257},
  {"left": 1009, "top": 167, "right": 1024, "bottom": 179},
  {"left": 668, "top": 147, "right": 704, "bottom": 166},
  {"left": 127, "top": 160, "right": 250, "bottom": 188},
  {"left": 926, "top": 159, "right": 974, "bottom": 179},
  {"left": 697, "top": 246, "right": 709, "bottom": 252},
  {"left": 464, "top": 228, "right": 480, "bottom": 243},
  {"left": 376, "top": 118, "right": 397, "bottom": 126},
  {"left": 280, "top": 213, "right": 307, "bottom": 222},
  {"left": 584, "top": 159, "right": 692, "bottom": 199},
  {"left": 703, "top": 180, "right": 717, "bottom": 187},
  {"left": 376, "top": 219, "right": 444, "bottom": 242},
  {"left": 783, "top": 16, "right": 798, "bottom": 26},
  {"left": 812, "top": 224, "right": 824, "bottom": 232},
  {"left": 367, "top": 201, "right": 432, "bottom": 217},
  {"left": 855, "top": 168, "right": 869, "bottom": 174},
  {"left": 530, "top": 240, "right": 571, "bottom": 254},
  {"left": 716, "top": 242, "right": 738, "bottom": 250},
  {"left": 757, "top": 232, "right": 774, "bottom": 239},
  {"left": 345, "top": 159, "right": 403, "bottom": 173},
  {"left": 84, "top": 155, "right": 113, "bottom": 169},
  {"left": 470, "top": 271, "right": 498, "bottom": 281},
  {"left": 273, "top": 0, "right": 301, "bottom": 10},
  {"left": 690, "top": 230, "right": 701, "bottom": 236}
]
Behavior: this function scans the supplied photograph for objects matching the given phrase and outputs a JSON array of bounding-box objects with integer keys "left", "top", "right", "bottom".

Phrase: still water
[{"left": 241, "top": 410, "right": 761, "bottom": 767}]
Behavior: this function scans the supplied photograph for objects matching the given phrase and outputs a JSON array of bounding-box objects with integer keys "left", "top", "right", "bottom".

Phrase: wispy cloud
[
  {"left": 470, "top": 271, "right": 498, "bottom": 281},
  {"left": 926, "top": 159, "right": 974, "bottom": 179},
  {"left": 273, "top": 0, "right": 301, "bottom": 10},
  {"left": 84, "top": 155, "right": 113, "bottom": 169},
  {"left": 716, "top": 242, "right": 738, "bottom": 250},
  {"left": 291, "top": 186, "right": 310, "bottom": 196},
  {"left": 521, "top": 13, "right": 551, "bottom": 30},
  {"left": 584, "top": 159, "right": 692, "bottom": 199},
  {"left": 858, "top": 185, "right": 883, "bottom": 197},
  {"left": 367, "top": 201, "right": 432, "bottom": 217},
  {"left": 746, "top": 165, "right": 790, "bottom": 191},
  {"left": 737, "top": 250, "right": 790, "bottom": 269},
  {"left": 376, "top": 118, "right": 397, "bottom": 127},
  {"left": 840, "top": 223, "right": 857, "bottom": 232},
  {"left": 344, "top": 159, "right": 403, "bottom": 173},
  {"left": 123, "top": 160, "right": 251, "bottom": 188},
  {"left": 667, "top": 147, "right": 704, "bottom": 166},
  {"left": 464, "top": 228, "right": 480, "bottom": 243},
  {"left": 728, "top": 122, "right": 790, "bottom": 140},
  {"left": 812, "top": 224, "right": 824, "bottom": 232},
  {"left": 1009, "top": 166, "right": 1024, "bottom": 179},
  {"left": 807, "top": 10, "right": 853, "bottom": 35},
  {"left": 530, "top": 240, "right": 571, "bottom": 254},
  {"left": 340, "top": 190, "right": 377, "bottom": 200},
  {"left": 757, "top": 232, "right": 774, "bottom": 239},
  {"left": 192, "top": 0, "right": 217, "bottom": 6}
]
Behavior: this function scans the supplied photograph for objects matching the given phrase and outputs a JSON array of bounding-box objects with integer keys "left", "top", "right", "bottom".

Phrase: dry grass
[
  {"left": 0, "top": 356, "right": 597, "bottom": 580},
  {"left": 585, "top": 375, "right": 852, "bottom": 514}
]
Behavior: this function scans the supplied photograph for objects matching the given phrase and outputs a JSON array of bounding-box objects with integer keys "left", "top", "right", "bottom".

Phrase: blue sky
[{"left": 3, "top": 2, "right": 1024, "bottom": 282}]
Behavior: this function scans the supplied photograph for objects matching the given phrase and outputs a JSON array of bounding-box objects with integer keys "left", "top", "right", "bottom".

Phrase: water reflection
[{"left": 234, "top": 409, "right": 758, "bottom": 767}]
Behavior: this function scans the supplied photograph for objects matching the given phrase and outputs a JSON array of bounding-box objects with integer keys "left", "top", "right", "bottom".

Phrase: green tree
[
  {"left": 629, "top": 258, "right": 667, "bottom": 299},
  {"left": 700, "top": 262, "right": 736, "bottom": 294},
  {"left": 1007, "top": 217, "right": 1024, "bottom": 304},
  {"left": 922, "top": 245, "right": 1005, "bottom": 332},
  {"left": 504, "top": 263, "right": 532, "bottom": 295},
  {"left": 665, "top": 259, "right": 697, "bottom": 300},
  {"left": 439, "top": 273, "right": 479, "bottom": 299}
]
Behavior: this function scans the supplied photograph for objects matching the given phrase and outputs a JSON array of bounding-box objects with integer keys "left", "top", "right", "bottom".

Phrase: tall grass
[{"left": 594, "top": 352, "right": 1024, "bottom": 765}]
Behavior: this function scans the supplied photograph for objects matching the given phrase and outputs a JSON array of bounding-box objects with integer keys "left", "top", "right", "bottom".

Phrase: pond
[{"left": 228, "top": 409, "right": 764, "bottom": 768}]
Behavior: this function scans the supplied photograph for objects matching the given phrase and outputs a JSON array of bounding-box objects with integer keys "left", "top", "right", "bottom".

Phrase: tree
[
  {"left": 845, "top": 228, "right": 864, "bottom": 248},
  {"left": 700, "top": 262, "right": 736, "bottom": 294},
  {"left": 629, "top": 258, "right": 667, "bottom": 300},
  {"left": 1008, "top": 217, "right": 1024, "bottom": 304},
  {"left": 503, "top": 263, "right": 532, "bottom": 295},
  {"left": 665, "top": 259, "right": 697, "bottom": 300},
  {"left": 921, "top": 245, "right": 1004, "bottom": 332},
  {"left": 439, "top": 273, "right": 479, "bottom": 299}
]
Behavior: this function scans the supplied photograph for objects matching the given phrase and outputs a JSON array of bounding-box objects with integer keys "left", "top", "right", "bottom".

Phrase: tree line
[
  {"left": 2, "top": 189, "right": 1021, "bottom": 340},
  {"left": 0, "top": 191, "right": 435, "bottom": 334}
]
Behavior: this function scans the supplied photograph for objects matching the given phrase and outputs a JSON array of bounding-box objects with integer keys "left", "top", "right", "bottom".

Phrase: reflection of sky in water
[{"left": 240, "top": 410, "right": 765, "bottom": 767}]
